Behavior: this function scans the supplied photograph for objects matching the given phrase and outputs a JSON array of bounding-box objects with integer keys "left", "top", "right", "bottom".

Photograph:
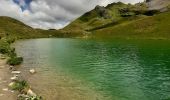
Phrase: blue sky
[{"left": 13, "top": 0, "right": 32, "bottom": 11}]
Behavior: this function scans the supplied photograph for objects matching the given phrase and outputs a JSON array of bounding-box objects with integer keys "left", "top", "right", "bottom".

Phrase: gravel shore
[{"left": 0, "top": 58, "right": 17, "bottom": 100}]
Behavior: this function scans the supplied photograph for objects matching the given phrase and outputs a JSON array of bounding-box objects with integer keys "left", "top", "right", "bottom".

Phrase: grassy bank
[{"left": 0, "top": 36, "right": 23, "bottom": 65}]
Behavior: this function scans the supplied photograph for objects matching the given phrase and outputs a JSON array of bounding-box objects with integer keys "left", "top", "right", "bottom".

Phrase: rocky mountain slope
[{"left": 146, "top": 0, "right": 170, "bottom": 11}]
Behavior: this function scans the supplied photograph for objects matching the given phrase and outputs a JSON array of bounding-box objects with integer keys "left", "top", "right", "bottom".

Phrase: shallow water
[{"left": 15, "top": 38, "right": 170, "bottom": 100}]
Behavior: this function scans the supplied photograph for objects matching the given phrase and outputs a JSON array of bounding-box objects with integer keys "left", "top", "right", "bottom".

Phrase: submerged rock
[{"left": 29, "top": 69, "right": 36, "bottom": 74}]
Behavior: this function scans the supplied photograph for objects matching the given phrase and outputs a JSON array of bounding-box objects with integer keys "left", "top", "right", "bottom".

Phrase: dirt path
[{"left": 0, "top": 58, "right": 17, "bottom": 100}]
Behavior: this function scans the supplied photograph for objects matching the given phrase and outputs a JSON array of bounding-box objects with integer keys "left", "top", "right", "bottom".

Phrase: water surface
[{"left": 15, "top": 38, "right": 170, "bottom": 100}]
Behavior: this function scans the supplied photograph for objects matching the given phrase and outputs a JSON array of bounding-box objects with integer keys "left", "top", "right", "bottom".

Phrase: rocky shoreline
[{"left": 0, "top": 54, "right": 42, "bottom": 100}]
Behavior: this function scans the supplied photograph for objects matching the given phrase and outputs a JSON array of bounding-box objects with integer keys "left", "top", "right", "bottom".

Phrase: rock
[
  {"left": 0, "top": 94, "right": 4, "bottom": 96},
  {"left": 2, "top": 88, "right": 8, "bottom": 91},
  {"left": 8, "top": 82, "right": 15, "bottom": 88},
  {"left": 11, "top": 71, "right": 21, "bottom": 74},
  {"left": 146, "top": 0, "right": 170, "bottom": 10},
  {"left": 10, "top": 90, "right": 14, "bottom": 93},
  {"left": 9, "top": 66, "right": 14, "bottom": 70},
  {"left": 18, "top": 94, "right": 29, "bottom": 99},
  {"left": 95, "top": 5, "right": 111, "bottom": 19},
  {"left": 10, "top": 75, "right": 19, "bottom": 81},
  {"left": 27, "top": 89, "right": 36, "bottom": 97},
  {"left": 29, "top": 69, "right": 36, "bottom": 74}
]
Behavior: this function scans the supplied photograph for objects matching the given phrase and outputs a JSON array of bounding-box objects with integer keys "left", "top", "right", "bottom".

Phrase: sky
[{"left": 0, "top": 0, "right": 144, "bottom": 29}]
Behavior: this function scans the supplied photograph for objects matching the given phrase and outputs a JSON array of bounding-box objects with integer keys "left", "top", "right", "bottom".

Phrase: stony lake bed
[{"left": 13, "top": 38, "right": 170, "bottom": 100}]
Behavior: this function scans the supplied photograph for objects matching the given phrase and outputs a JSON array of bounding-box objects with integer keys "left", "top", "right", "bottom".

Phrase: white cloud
[{"left": 0, "top": 0, "right": 144, "bottom": 29}]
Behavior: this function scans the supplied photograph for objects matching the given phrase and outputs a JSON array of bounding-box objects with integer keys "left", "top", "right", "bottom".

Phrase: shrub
[
  {"left": 0, "top": 47, "right": 8, "bottom": 54},
  {"left": 7, "top": 57, "right": 23, "bottom": 65},
  {"left": 8, "top": 47, "right": 17, "bottom": 57},
  {"left": 10, "top": 80, "right": 28, "bottom": 91},
  {"left": 0, "top": 40, "right": 10, "bottom": 54}
]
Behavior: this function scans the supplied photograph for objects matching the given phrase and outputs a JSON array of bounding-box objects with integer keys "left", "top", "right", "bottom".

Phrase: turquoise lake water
[{"left": 15, "top": 38, "right": 170, "bottom": 100}]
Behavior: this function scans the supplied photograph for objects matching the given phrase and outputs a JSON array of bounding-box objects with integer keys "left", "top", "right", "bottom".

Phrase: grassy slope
[
  {"left": 0, "top": 16, "right": 42, "bottom": 39},
  {"left": 63, "top": 1, "right": 170, "bottom": 39},
  {"left": 63, "top": 3, "right": 127, "bottom": 31},
  {"left": 92, "top": 11, "right": 170, "bottom": 39},
  {"left": 63, "top": 2, "right": 147, "bottom": 32},
  {"left": 0, "top": 16, "right": 68, "bottom": 39}
]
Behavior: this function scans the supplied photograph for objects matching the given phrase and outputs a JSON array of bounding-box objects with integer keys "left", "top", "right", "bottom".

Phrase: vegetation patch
[
  {"left": 9, "top": 80, "right": 28, "bottom": 91},
  {"left": 7, "top": 56, "right": 23, "bottom": 65}
]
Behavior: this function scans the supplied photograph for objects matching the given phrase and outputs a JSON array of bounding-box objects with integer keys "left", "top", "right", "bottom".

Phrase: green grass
[{"left": 91, "top": 11, "right": 170, "bottom": 39}]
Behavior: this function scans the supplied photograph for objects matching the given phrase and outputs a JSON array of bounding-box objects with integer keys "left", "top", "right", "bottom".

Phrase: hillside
[
  {"left": 0, "top": 16, "right": 74, "bottom": 39},
  {"left": 63, "top": 2, "right": 148, "bottom": 32},
  {"left": 62, "top": 0, "right": 170, "bottom": 39},
  {"left": 0, "top": 16, "right": 42, "bottom": 39},
  {"left": 92, "top": 11, "right": 170, "bottom": 39}
]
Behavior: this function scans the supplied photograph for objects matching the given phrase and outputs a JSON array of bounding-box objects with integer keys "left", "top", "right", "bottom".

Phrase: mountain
[{"left": 62, "top": 0, "right": 170, "bottom": 39}]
